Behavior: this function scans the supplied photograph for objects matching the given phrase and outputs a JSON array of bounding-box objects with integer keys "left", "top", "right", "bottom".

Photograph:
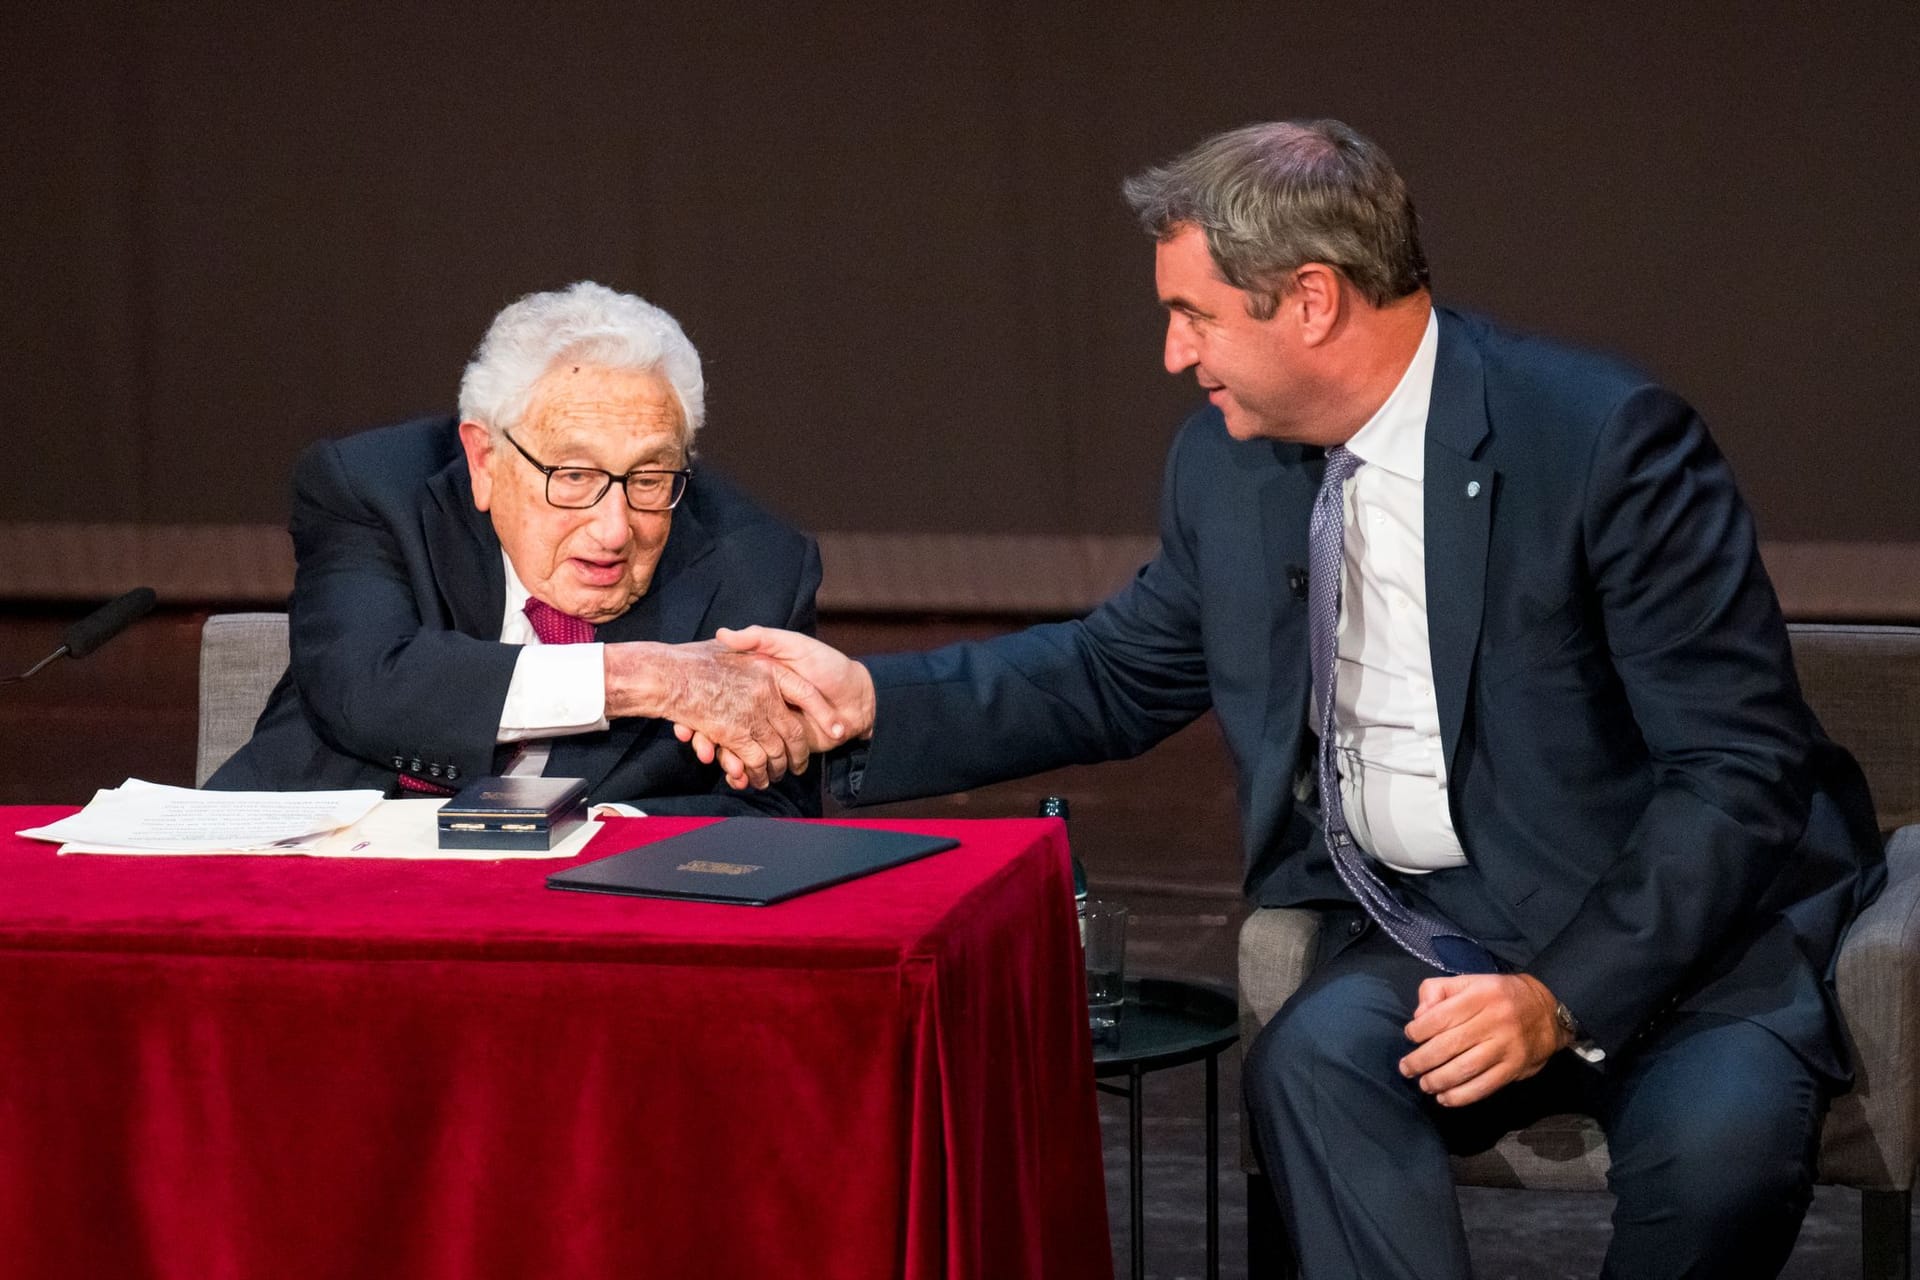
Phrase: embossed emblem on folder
[{"left": 678, "top": 860, "right": 763, "bottom": 876}]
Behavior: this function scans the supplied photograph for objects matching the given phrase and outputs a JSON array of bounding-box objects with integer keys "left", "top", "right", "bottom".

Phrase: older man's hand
[
  {"left": 603, "top": 640, "right": 836, "bottom": 789},
  {"left": 673, "top": 627, "right": 877, "bottom": 789}
]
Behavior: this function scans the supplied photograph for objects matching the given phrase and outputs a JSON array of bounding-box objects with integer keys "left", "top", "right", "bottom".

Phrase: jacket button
[
  {"left": 446, "top": 766, "right": 460, "bottom": 782},
  {"left": 1348, "top": 919, "right": 1366, "bottom": 937},
  {"left": 391, "top": 755, "right": 405, "bottom": 770},
  {"left": 410, "top": 758, "right": 423, "bottom": 774}
]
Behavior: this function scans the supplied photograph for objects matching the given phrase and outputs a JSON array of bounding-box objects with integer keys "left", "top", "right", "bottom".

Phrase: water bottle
[
  {"left": 1038, "top": 795, "right": 1088, "bottom": 934},
  {"left": 1042, "top": 796, "right": 1125, "bottom": 1040}
]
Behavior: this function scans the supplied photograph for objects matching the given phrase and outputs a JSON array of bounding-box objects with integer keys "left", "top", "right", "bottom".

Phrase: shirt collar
[
  {"left": 501, "top": 551, "right": 532, "bottom": 618},
  {"left": 1342, "top": 308, "right": 1439, "bottom": 483}
]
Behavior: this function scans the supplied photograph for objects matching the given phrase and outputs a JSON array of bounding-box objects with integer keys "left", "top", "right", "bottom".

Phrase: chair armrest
[
  {"left": 1237, "top": 907, "right": 1322, "bottom": 1170},
  {"left": 1823, "top": 825, "right": 1920, "bottom": 1189},
  {"left": 1238, "top": 908, "right": 1322, "bottom": 1038}
]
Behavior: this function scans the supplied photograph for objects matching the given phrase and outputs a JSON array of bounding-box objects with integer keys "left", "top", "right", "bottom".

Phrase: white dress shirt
[
  {"left": 1321, "top": 310, "right": 1467, "bottom": 874},
  {"left": 496, "top": 553, "right": 609, "bottom": 775}
]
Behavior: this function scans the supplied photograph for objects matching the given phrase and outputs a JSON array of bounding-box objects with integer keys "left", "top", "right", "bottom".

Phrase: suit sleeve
[
  {"left": 286, "top": 439, "right": 520, "bottom": 783},
  {"left": 1526, "top": 386, "right": 1815, "bottom": 1056},
  {"left": 834, "top": 428, "right": 1214, "bottom": 806}
]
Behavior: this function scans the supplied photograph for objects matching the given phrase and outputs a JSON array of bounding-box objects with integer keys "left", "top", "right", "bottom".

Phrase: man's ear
[
  {"left": 1290, "top": 263, "right": 1344, "bottom": 346},
  {"left": 457, "top": 420, "right": 496, "bottom": 512}
]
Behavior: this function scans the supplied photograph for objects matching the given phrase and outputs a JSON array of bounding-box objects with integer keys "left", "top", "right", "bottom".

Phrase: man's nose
[
  {"left": 1163, "top": 318, "right": 1197, "bottom": 374},
  {"left": 585, "top": 483, "right": 632, "bottom": 545}
]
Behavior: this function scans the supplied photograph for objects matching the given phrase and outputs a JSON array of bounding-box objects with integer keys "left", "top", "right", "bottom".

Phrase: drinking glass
[{"left": 1081, "top": 898, "right": 1128, "bottom": 1042}]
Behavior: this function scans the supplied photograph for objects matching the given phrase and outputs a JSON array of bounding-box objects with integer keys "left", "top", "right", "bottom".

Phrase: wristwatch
[
  {"left": 1552, "top": 1000, "right": 1582, "bottom": 1040},
  {"left": 1554, "top": 1000, "right": 1606, "bottom": 1063}
]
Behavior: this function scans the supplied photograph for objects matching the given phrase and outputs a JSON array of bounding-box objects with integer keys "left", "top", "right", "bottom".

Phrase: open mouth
[{"left": 569, "top": 556, "right": 627, "bottom": 587}]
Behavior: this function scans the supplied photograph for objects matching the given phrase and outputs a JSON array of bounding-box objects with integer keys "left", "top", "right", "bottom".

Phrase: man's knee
[
  {"left": 1617, "top": 1091, "right": 1817, "bottom": 1218},
  {"left": 1243, "top": 970, "right": 1412, "bottom": 1116},
  {"left": 1606, "top": 1020, "right": 1823, "bottom": 1234}
]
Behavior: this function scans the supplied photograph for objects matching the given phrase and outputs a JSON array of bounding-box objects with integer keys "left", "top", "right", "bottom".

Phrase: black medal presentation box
[
  {"left": 437, "top": 775, "right": 590, "bottom": 851},
  {"left": 547, "top": 817, "right": 960, "bottom": 905}
]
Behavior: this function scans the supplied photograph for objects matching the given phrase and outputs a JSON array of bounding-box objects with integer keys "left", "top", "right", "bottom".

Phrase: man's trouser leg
[
  {"left": 1242, "top": 930, "right": 1474, "bottom": 1280},
  {"left": 1243, "top": 928, "right": 1826, "bottom": 1280},
  {"left": 1593, "top": 1010, "right": 1825, "bottom": 1280}
]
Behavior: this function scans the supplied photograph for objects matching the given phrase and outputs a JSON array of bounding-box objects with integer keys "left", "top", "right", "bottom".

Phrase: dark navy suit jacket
[
  {"left": 210, "top": 415, "right": 823, "bottom": 818},
  {"left": 837, "top": 309, "right": 1882, "bottom": 1078}
]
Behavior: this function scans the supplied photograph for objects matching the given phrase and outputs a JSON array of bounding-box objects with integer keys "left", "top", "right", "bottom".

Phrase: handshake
[{"left": 603, "top": 627, "right": 877, "bottom": 790}]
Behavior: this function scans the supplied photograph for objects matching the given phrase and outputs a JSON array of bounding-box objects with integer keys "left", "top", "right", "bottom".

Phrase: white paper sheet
[
  {"left": 26, "top": 793, "right": 602, "bottom": 861},
  {"left": 17, "top": 779, "right": 383, "bottom": 852}
]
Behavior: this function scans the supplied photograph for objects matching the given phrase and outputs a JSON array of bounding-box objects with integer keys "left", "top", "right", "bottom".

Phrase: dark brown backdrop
[{"left": 4, "top": 3, "right": 1916, "bottom": 611}]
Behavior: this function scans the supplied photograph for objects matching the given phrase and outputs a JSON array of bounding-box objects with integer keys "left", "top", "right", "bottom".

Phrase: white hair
[{"left": 457, "top": 281, "right": 706, "bottom": 443}]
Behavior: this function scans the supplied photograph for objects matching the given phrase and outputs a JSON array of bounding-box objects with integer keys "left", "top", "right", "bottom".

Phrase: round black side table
[{"left": 1092, "top": 977, "right": 1238, "bottom": 1280}]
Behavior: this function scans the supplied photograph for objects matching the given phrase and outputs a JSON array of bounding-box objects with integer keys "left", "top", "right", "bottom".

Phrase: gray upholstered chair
[
  {"left": 1240, "top": 623, "right": 1920, "bottom": 1279},
  {"left": 194, "top": 612, "right": 289, "bottom": 786}
]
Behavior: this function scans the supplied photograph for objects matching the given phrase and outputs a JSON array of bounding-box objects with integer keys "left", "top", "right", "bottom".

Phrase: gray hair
[
  {"left": 1122, "top": 119, "right": 1429, "bottom": 316},
  {"left": 457, "top": 281, "right": 706, "bottom": 443}
]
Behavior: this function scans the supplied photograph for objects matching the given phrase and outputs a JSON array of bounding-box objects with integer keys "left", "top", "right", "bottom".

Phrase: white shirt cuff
[{"left": 497, "top": 643, "right": 610, "bottom": 741}]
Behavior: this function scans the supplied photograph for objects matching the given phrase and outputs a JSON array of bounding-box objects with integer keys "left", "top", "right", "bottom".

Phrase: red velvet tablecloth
[{"left": 0, "top": 810, "right": 1111, "bottom": 1280}]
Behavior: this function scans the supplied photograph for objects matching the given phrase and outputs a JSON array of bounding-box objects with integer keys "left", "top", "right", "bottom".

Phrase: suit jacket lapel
[
  {"left": 1424, "top": 311, "right": 1497, "bottom": 779},
  {"left": 1256, "top": 441, "right": 1320, "bottom": 765},
  {"left": 423, "top": 461, "right": 505, "bottom": 636},
  {"left": 548, "top": 502, "right": 722, "bottom": 792}
]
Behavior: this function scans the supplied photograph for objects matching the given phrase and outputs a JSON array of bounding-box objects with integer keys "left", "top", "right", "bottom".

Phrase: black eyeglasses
[{"left": 502, "top": 430, "right": 692, "bottom": 512}]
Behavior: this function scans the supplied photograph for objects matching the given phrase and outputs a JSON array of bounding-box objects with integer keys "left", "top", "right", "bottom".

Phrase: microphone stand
[
  {"left": 3, "top": 587, "right": 159, "bottom": 686},
  {"left": 1, "top": 649, "right": 68, "bottom": 685}
]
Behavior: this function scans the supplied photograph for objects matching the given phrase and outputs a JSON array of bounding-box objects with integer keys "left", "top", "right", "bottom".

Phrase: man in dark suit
[
  {"left": 701, "top": 122, "right": 1883, "bottom": 1275},
  {"left": 211, "top": 281, "right": 828, "bottom": 816}
]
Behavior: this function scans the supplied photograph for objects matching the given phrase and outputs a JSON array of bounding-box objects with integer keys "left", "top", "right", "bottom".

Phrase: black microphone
[
  {"left": 1286, "top": 566, "right": 1309, "bottom": 600},
  {"left": 3, "top": 587, "right": 157, "bottom": 684}
]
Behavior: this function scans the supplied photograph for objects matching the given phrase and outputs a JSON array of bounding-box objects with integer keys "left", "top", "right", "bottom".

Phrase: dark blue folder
[{"left": 545, "top": 818, "right": 959, "bottom": 906}]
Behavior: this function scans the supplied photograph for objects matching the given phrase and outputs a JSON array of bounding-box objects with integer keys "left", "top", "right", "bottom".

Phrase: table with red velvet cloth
[{"left": 0, "top": 809, "right": 1111, "bottom": 1280}]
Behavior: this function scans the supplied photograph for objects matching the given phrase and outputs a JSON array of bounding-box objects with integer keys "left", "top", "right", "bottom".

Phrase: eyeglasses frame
[{"left": 500, "top": 429, "right": 693, "bottom": 512}]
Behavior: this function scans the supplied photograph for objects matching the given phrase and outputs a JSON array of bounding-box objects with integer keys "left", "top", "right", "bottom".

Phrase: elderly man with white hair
[{"left": 210, "top": 281, "right": 829, "bottom": 815}]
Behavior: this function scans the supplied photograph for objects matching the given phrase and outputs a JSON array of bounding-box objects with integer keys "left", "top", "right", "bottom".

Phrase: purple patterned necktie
[{"left": 1309, "top": 446, "right": 1498, "bottom": 975}]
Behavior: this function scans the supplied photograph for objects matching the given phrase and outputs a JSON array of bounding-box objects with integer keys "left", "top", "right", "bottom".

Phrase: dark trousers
[{"left": 1243, "top": 887, "right": 1827, "bottom": 1279}]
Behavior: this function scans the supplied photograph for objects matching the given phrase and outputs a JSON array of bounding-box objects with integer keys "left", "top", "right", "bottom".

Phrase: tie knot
[
  {"left": 1323, "top": 445, "right": 1364, "bottom": 486},
  {"left": 523, "top": 598, "right": 597, "bottom": 646}
]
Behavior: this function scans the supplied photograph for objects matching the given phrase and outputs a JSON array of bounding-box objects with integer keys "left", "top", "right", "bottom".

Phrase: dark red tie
[
  {"left": 523, "top": 598, "right": 598, "bottom": 646},
  {"left": 396, "top": 599, "right": 599, "bottom": 795}
]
